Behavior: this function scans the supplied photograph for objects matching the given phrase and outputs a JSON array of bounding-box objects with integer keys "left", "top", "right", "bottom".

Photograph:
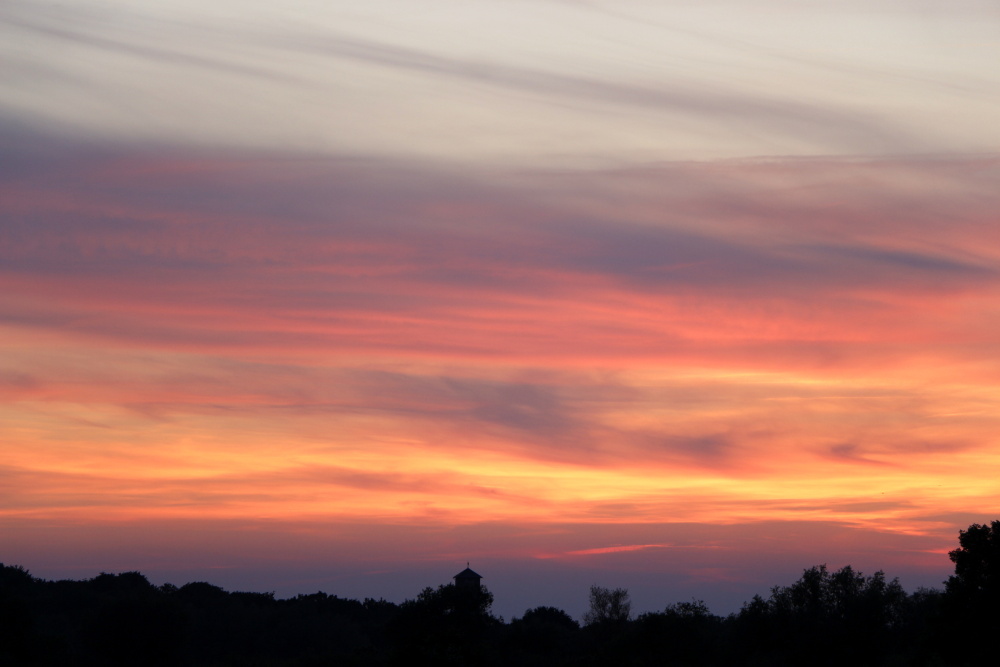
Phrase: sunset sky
[{"left": 3, "top": 0, "right": 1000, "bottom": 619}]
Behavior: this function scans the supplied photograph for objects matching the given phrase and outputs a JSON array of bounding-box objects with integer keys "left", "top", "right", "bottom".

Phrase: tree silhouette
[
  {"left": 390, "top": 583, "right": 500, "bottom": 666},
  {"left": 735, "top": 564, "right": 907, "bottom": 666},
  {"left": 634, "top": 600, "right": 721, "bottom": 666},
  {"left": 0, "top": 564, "right": 37, "bottom": 664},
  {"left": 946, "top": 520, "right": 1000, "bottom": 603},
  {"left": 583, "top": 585, "right": 631, "bottom": 625},
  {"left": 941, "top": 520, "right": 1000, "bottom": 664},
  {"left": 13, "top": 532, "right": 1000, "bottom": 667},
  {"left": 508, "top": 607, "right": 580, "bottom": 665}
]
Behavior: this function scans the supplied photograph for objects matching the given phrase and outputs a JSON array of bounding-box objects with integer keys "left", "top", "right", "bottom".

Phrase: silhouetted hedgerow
[{"left": 2, "top": 522, "right": 996, "bottom": 666}]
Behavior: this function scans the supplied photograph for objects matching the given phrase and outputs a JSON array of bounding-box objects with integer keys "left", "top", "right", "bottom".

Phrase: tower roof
[{"left": 454, "top": 566, "right": 482, "bottom": 580}]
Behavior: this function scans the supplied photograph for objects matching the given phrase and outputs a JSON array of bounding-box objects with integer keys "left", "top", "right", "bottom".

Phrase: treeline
[{"left": 3, "top": 520, "right": 999, "bottom": 666}]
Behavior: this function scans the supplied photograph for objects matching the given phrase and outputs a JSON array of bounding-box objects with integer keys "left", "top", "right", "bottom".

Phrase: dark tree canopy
[
  {"left": 517, "top": 605, "right": 579, "bottom": 630},
  {"left": 946, "top": 519, "right": 1000, "bottom": 601},
  {"left": 583, "top": 585, "right": 631, "bottom": 625},
  {"left": 7, "top": 522, "right": 1000, "bottom": 667},
  {"left": 940, "top": 520, "right": 1000, "bottom": 663}
]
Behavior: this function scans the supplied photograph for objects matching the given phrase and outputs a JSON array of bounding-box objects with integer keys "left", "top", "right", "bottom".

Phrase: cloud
[
  {"left": 10, "top": 0, "right": 992, "bottom": 161},
  {"left": 270, "top": 30, "right": 912, "bottom": 154},
  {"left": 1, "top": 12, "right": 294, "bottom": 84},
  {"left": 6, "top": 142, "right": 996, "bottom": 307},
  {"left": 827, "top": 444, "right": 894, "bottom": 467},
  {"left": 3, "top": 132, "right": 1000, "bottom": 588},
  {"left": 4, "top": 2, "right": 1000, "bottom": 622},
  {"left": 4, "top": 0, "right": 916, "bottom": 153},
  {"left": 552, "top": 543, "right": 675, "bottom": 557}
]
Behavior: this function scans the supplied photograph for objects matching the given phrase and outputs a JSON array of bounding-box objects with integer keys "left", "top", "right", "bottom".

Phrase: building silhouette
[{"left": 453, "top": 564, "right": 482, "bottom": 591}]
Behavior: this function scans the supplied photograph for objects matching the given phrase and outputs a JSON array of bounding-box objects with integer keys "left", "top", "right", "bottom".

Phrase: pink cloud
[{"left": 3, "top": 135, "right": 999, "bottom": 617}]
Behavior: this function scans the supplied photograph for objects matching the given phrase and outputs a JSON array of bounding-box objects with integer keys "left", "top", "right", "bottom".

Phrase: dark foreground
[{"left": 3, "top": 520, "right": 1000, "bottom": 666}]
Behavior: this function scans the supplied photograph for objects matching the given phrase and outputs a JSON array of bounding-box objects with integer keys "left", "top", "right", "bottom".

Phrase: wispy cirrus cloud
[
  {"left": 4, "top": 145, "right": 998, "bottom": 367},
  {"left": 270, "top": 30, "right": 915, "bottom": 154},
  {"left": 5, "top": 1, "right": 998, "bottom": 161},
  {"left": 5, "top": 0, "right": 1000, "bottom": 621},
  {"left": 3, "top": 128, "right": 1000, "bottom": 616},
  {"left": 538, "top": 543, "right": 682, "bottom": 558}
]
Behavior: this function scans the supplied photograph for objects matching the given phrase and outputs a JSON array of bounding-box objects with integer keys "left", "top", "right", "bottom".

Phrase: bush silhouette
[{"left": 7, "top": 523, "right": 1000, "bottom": 667}]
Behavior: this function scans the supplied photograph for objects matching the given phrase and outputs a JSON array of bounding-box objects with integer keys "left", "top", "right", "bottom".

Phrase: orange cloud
[{"left": 3, "top": 140, "right": 999, "bottom": 615}]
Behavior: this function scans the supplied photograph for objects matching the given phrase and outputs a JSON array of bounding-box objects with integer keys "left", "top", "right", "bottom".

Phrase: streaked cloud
[
  {"left": 3, "top": 0, "right": 1000, "bottom": 617},
  {"left": 3, "top": 1, "right": 998, "bottom": 161},
  {"left": 4, "top": 132, "right": 1000, "bottom": 530}
]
